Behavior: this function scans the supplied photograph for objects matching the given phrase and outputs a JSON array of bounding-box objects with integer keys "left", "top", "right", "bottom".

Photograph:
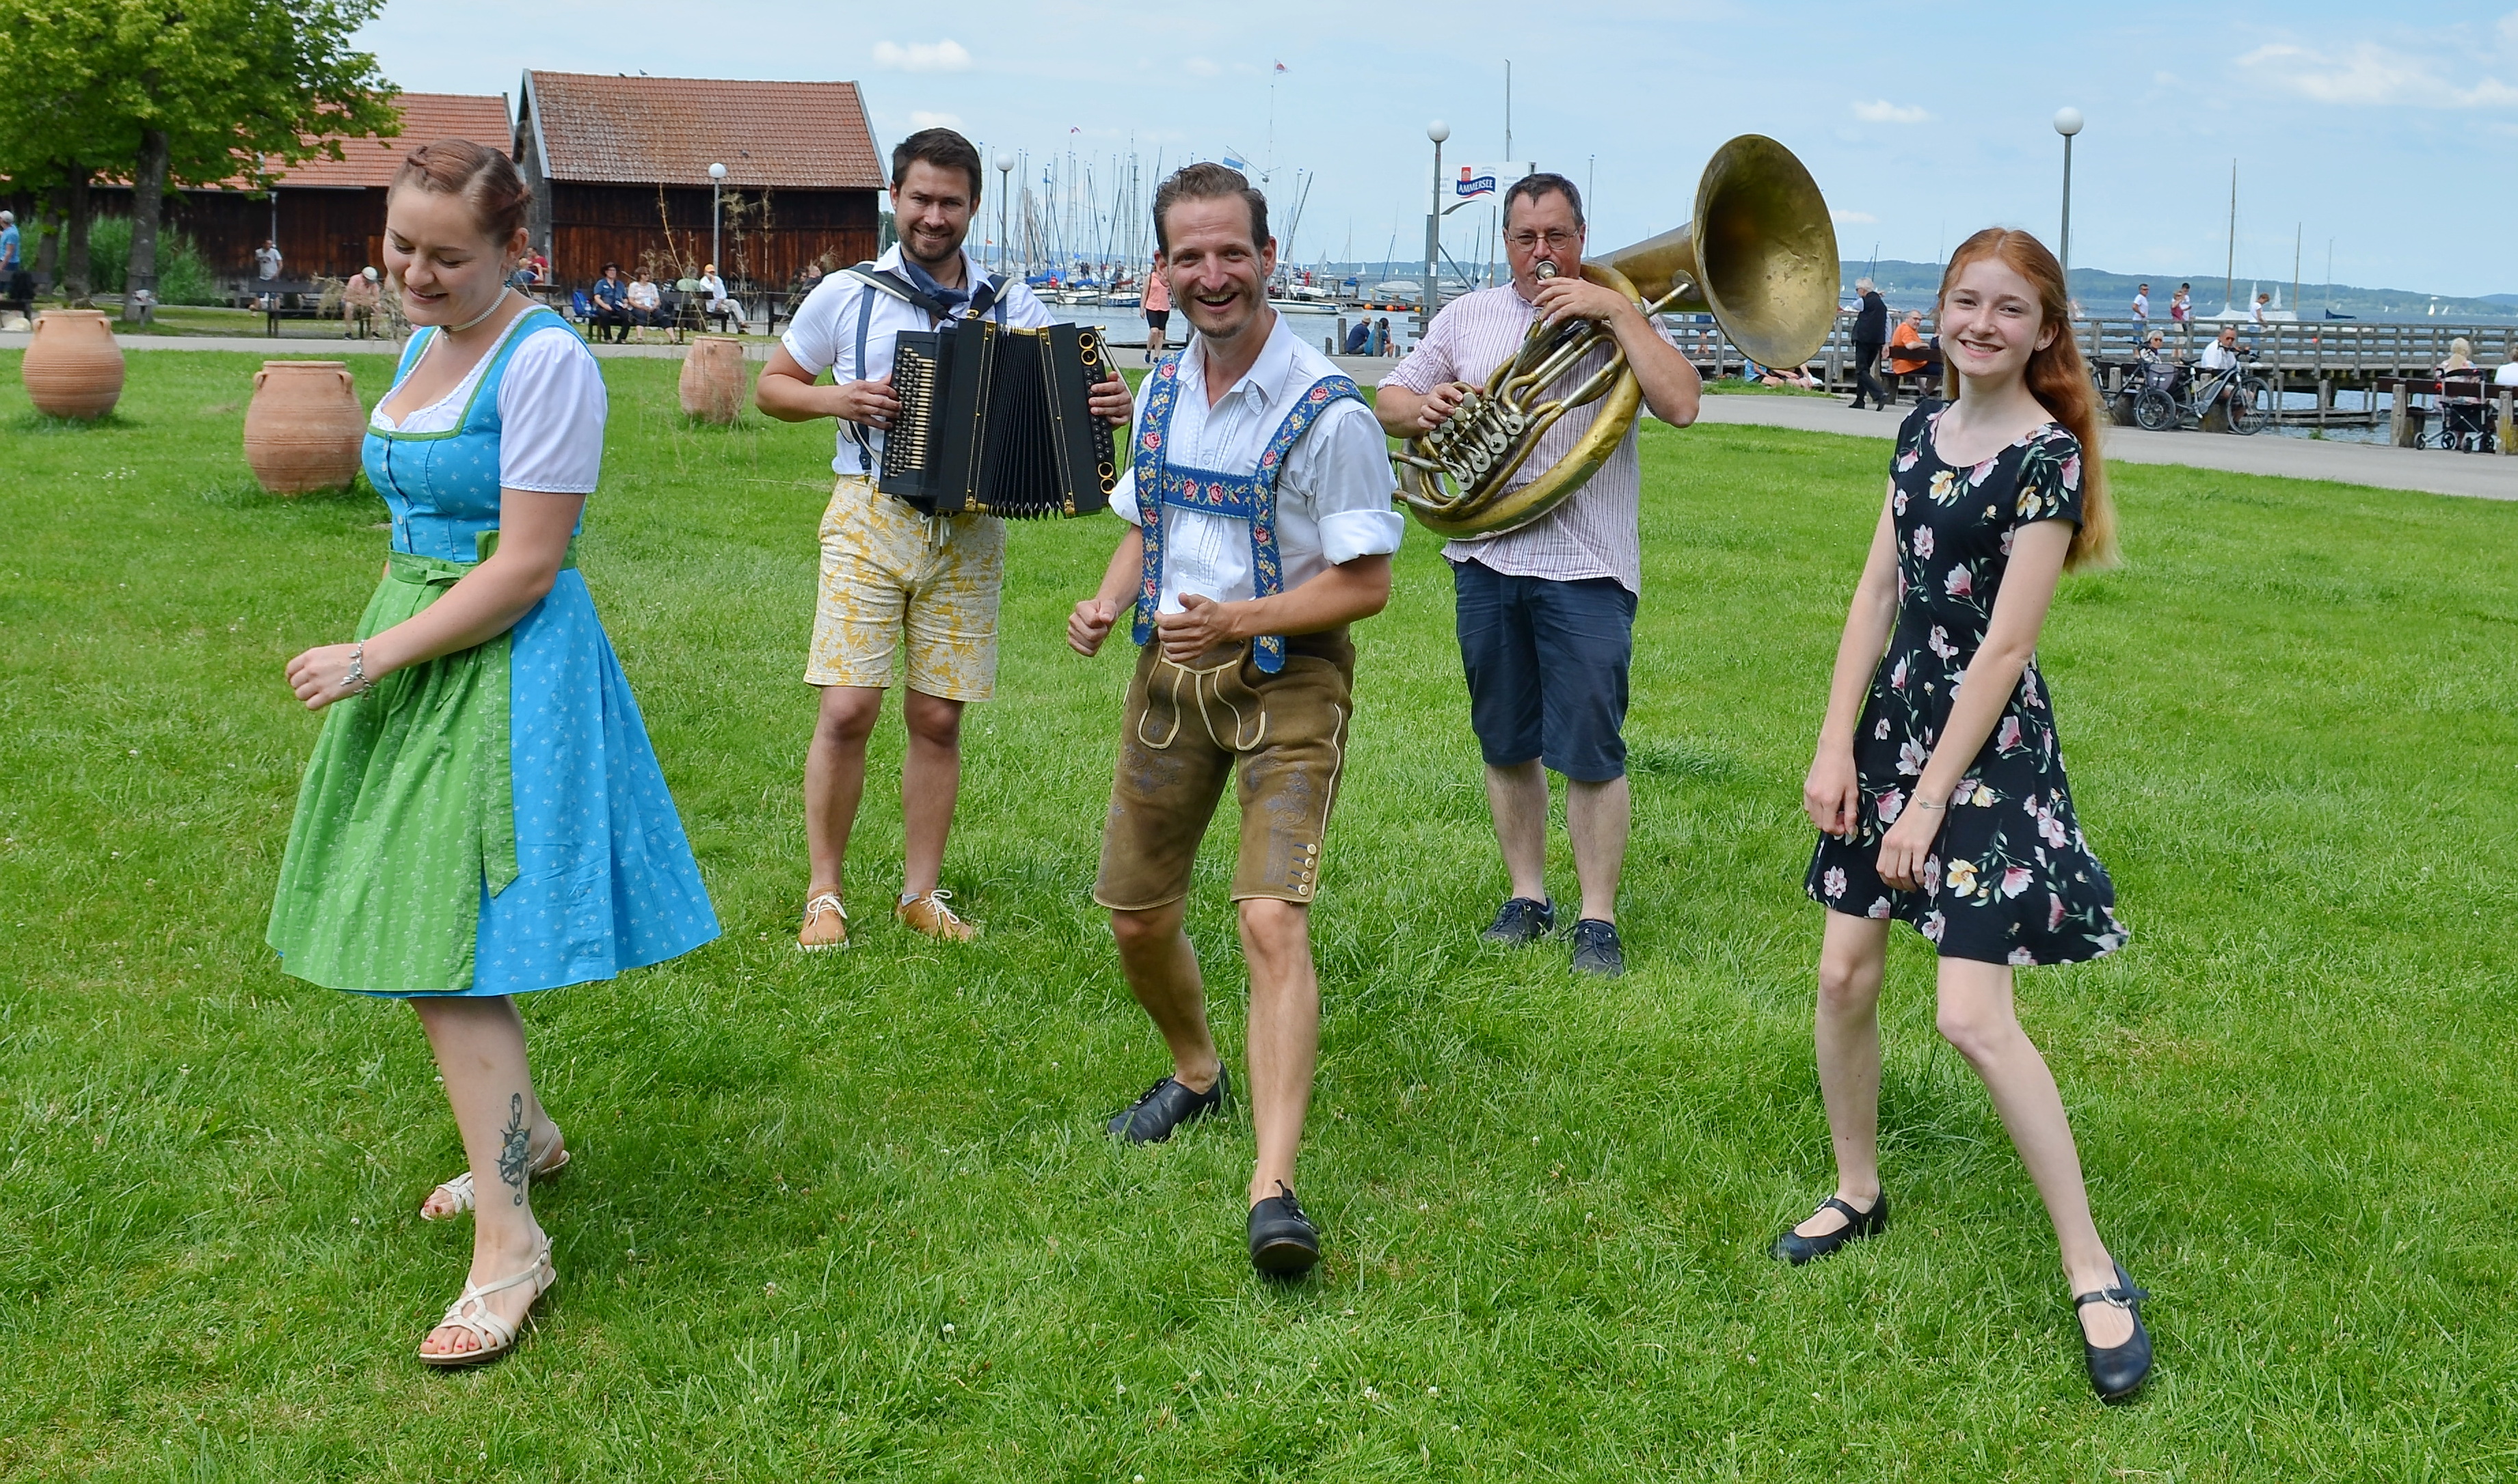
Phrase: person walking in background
[
  {"left": 267, "top": 139, "right": 718, "bottom": 1368},
  {"left": 1375, "top": 172, "right": 1700, "bottom": 977},
  {"left": 1785, "top": 226, "right": 2149, "bottom": 1403},
  {"left": 1843, "top": 275, "right": 1890, "bottom": 410},
  {"left": 755, "top": 126, "right": 1129, "bottom": 952},
  {"left": 2169, "top": 283, "right": 2191, "bottom": 328},
  {"left": 2129, "top": 283, "right": 2149, "bottom": 331},
  {"left": 2251, "top": 292, "right": 2272, "bottom": 326},
  {"left": 1, "top": 210, "right": 20, "bottom": 278},
  {"left": 1142, "top": 254, "right": 1172, "bottom": 357}
]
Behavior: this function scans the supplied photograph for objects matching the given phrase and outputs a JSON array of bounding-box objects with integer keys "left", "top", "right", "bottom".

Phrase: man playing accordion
[
  {"left": 1068, "top": 164, "right": 1404, "bottom": 1277},
  {"left": 759, "top": 127, "right": 1129, "bottom": 952}
]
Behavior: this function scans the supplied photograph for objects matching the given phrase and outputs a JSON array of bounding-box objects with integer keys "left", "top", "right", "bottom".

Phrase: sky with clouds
[{"left": 354, "top": 1, "right": 2518, "bottom": 298}]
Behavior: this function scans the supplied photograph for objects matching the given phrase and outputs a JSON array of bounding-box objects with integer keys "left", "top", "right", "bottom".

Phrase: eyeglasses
[{"left": 1505, "top": 229, "right": 1579, "bottom": 252}]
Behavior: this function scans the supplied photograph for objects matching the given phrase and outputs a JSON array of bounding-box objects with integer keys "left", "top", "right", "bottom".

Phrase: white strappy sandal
[
  {"left": 420, "top": 1139, "right": 570, "bottom": 1222},
  {"left": 416, "top": 1232, "right": 556, "bottom": 1368}
]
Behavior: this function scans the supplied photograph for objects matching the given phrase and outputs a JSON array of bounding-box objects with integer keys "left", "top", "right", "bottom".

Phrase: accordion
[{"left": 879, "top": 319, "right": 1119, "bottom": 518}]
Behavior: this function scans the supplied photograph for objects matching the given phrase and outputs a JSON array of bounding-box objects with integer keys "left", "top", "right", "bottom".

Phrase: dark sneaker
[
  {"left": 1105, "top": 1066, "right": 1231, "bottom": 1144},
  {"left": 1570, "top": 919, "right": 1624, "bottom": 976},
  {"left": 1480, "top": 895, "right": 1556, "bottom": 945},
  {"left": 1247, "top": 1183, "right": 1321, "bottom": 1276}
]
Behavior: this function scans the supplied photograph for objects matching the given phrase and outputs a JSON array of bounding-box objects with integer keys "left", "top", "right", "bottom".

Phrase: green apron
[{"left": 265, "top": 532, "right": 570, "bottom": 992}]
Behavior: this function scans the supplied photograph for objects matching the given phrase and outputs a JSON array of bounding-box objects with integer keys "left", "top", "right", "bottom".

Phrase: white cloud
[
  {"left": 908, "top": 110, "right": 962, "bottom": 129},
  {"left": 1831, "top": 209, "right": 1878, "bottom": 225},
  {"left": 2236, "top": 40, "right": 2518, "bottom": 108},
  {"left": 1851, "top": 99, "right": 1929, "bottom": 124},
  {"left": 872, "top": 39, "right": 972, "bottom": 72},
  {"left": 1185, "top": 56, "right": 1220, "bottom": 77}
]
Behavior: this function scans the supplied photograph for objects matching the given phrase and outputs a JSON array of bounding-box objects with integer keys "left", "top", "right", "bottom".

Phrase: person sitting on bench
[{"left": 589, "top": 264, "right": 631, "bottom": 343}]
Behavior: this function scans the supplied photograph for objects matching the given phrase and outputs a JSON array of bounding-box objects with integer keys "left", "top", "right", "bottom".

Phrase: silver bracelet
[
  {"left": 1912, "top": 795, "right": 1946, "bottom": 812},
  {"left": 344, "top": 642, "right": 373, "bottom": 696}
]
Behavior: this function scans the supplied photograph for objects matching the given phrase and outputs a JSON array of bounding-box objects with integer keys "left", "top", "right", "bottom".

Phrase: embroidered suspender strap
[
  {"left": 1129, "top": 353, "right": 1183, "bottom": 649},
  {"left": 1129, "top": 365, "right": 1364, "bottom": 674}
]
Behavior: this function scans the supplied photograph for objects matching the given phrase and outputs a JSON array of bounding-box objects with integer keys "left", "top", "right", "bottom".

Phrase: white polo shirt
[
  {"left": 779, "top": 243, "right": 1054, "bottom": 475},
  {"left": 1111, "top": 313, "right": 1404, "bottom": 613}
]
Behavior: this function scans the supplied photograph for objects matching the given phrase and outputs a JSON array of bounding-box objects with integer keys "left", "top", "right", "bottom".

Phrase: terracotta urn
[
  {"left": 679, "top": 335, "right": 747, "bottom": 423},
  {"left": 22, "top": 308, "right": 126, "bottom": 419},
  {"left": 244, "top": 361, "right": 367, "bottom": 496}
]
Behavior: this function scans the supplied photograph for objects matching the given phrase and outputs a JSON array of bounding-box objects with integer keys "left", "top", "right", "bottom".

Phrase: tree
[
  {"left": 0, "top": 0, "right": 396, "bottom": 313},
  {"left": 0, "top": 0, "right": 135, "bottom": 303}
]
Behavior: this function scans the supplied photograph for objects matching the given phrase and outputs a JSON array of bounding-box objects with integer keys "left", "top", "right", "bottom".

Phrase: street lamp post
[
  {"left": 708, "top": 162, "right": 727, "bottom": 275},
  {"left": 994, "top": 151, "right": 1015, "bottom": 278},
  {"left": 1421, "top": 120, "right": 1449, "bottom": 339},
  {"left": 2052, "top": 108, "right": 2082, "bottom": 297}
]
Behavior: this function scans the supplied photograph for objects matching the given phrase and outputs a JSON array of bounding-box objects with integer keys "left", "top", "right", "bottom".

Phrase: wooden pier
[{"left": 1664, "top": 315, "right": 2516, "bottom": 450}]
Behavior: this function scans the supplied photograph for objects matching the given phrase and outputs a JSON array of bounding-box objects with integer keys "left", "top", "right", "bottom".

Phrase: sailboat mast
[{"left": 2223, "top": 160, "right": 2236, "bottom": 314}]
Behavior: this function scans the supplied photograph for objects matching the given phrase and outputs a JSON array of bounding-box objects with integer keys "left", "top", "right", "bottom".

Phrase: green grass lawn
[{"left": 5, "top": 351, "right": 2515, "bottom": 1481}]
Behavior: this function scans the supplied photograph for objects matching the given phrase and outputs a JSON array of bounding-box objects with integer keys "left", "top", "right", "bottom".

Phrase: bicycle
[{"left": 2133, "top": 359, "right": 2274, "bottom": 435}]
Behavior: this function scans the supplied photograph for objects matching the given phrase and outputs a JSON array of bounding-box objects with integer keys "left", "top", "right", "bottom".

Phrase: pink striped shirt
[{"left": 1382, "top": 282, "right": 1676, "bottom": 594}]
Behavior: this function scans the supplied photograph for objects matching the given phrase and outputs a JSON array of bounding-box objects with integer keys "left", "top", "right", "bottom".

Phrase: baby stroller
[{"left": 2430, "top": 369, "right": 2495, "bottom": 453}]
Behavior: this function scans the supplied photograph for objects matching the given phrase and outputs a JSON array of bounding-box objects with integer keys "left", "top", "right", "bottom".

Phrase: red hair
[
  {"left": 1938, "top": 228, "right": 2118, "bottom": 571},
  {"left": 389, "top": 139, "right": 531, "bottom": 246}
]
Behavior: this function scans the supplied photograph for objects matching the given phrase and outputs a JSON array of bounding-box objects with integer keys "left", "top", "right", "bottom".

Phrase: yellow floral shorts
[{"left": 805, "top": 474, "right": 1006, "bottom": 700}]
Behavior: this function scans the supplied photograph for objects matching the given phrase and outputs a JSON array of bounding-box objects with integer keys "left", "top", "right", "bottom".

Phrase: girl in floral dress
[{"left": 1778, "top": 228, "right": 2152, "bottom": 1402}]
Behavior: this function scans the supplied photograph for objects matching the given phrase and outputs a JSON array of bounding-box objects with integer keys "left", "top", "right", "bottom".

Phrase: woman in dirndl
[{"left": 267, "top": 140, "right": 718, "bottom": 1366}]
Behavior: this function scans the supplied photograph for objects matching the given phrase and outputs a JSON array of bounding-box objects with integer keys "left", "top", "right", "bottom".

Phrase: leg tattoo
[{"left": 496, "top": 1093, "right": 531, "bottom": 1207}]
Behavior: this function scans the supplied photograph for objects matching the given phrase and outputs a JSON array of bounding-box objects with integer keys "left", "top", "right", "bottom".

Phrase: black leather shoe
[
  {"left": 1105, "top": 1066, "right": 1230, "bottom": 1144},
  {"left": 1771, "top": 1192, "right": 1888, "bottom": 1265},
  {"left": 1569, "top": 919, "right": 1624, "bottom": 976},
  {"left": 1480, "top": 895, "right": 1555, "bottom": 945},
  {"left": 2074, "top": 1260, "right": 2154, "bottom": 1403},
  {"left": 1248, "top": 1182, "right": 1321, "bottom": 1276}
]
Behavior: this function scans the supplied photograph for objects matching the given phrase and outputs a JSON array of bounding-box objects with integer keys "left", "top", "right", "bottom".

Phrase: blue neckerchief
[{"left": 895, "top": 253, "right": 972, "bottom": 316}]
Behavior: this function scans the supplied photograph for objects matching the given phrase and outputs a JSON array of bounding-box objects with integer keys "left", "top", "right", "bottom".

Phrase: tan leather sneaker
[
  {"left": 797, "top": 891, "right": 848, "bottom": 952},
  {"left": 895, "top": 889, "right": 979, "bottom": 943}
]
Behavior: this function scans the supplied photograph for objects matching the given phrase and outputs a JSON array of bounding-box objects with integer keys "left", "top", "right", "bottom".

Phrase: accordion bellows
[{"left": 880, "top": 319, "right": 1119, "bottom": 518}]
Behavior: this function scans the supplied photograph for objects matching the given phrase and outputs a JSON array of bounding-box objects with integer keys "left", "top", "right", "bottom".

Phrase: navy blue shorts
[{"left": 1451, "top": 558, "right": 1636, "bottom": 783}]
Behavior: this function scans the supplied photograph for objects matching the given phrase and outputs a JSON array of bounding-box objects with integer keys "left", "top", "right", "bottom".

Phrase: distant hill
[{"left": 1841, "top": 259, "right": 2517, "bottom": 323}]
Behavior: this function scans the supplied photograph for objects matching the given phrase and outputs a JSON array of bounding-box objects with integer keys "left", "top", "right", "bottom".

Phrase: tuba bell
[{"left": 1393, "top": 135, "right": 1840, "bottom": 537}]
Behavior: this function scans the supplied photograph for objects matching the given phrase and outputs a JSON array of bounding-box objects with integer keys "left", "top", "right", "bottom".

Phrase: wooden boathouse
[
  {"left": 79, "top": 92, "right": 512, "bottom": 280},
  {"left": 513, "top": 72, "right": 885, "bottom": 291}
]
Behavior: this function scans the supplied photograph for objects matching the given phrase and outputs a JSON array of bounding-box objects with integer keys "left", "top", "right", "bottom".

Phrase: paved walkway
[
  {"left": 1691, "top": 392, "right": 2514, "bottom": 502},
  {"left": 12, "top": 331, "right": 2503, "bottom": 500}
]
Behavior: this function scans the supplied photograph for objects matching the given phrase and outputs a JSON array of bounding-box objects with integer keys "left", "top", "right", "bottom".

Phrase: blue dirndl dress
[{"left": 267, "top": 308, "right": 719, "bottom": 995}]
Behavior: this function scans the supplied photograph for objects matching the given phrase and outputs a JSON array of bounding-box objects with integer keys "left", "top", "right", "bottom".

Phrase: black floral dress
[{"left": 1804, "top": 405, "right": 2128, "bottom": 967}]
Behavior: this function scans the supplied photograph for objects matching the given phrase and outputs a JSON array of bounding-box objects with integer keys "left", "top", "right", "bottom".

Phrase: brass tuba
[{"left": 1393, "top": 135, "right": 1840, "bottom": 537}]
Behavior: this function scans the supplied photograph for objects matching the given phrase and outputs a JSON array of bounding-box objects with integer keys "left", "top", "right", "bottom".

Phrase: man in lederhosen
[
  {"left": 1068, "top": 164, "right": 1404, "bottom": 1276},
  {"left": 760, "top": 127, "right": 1129, "bottom": 952}
]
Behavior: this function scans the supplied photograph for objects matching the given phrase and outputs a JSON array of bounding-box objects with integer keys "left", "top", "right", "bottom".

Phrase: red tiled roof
[
  {"left": 522, "top": 72, "right": 882, "bottom": 191},
  {"left": 273, "top": 93, "right": 512, "bottom": 189}
]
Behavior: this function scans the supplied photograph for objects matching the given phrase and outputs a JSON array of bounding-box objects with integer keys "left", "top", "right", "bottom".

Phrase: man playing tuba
[{"left": 1375, "top": 174, "right": 1701, "bottom": 977}]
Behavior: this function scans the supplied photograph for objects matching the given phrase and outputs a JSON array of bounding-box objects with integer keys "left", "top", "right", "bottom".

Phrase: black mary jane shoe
[
  {"left": 1771, "top": 1191, "right": 1888, "bottom": 1266},
  {"left": 2074, "top": 1260, "right": 2154, "bottom": 1403},
  {"left": 1247, "top": 1182, "right": 1322, "bottom": 1277},
  {"left": 1105, "top": 1066, "right": 1231, "bottom": 1145}
]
